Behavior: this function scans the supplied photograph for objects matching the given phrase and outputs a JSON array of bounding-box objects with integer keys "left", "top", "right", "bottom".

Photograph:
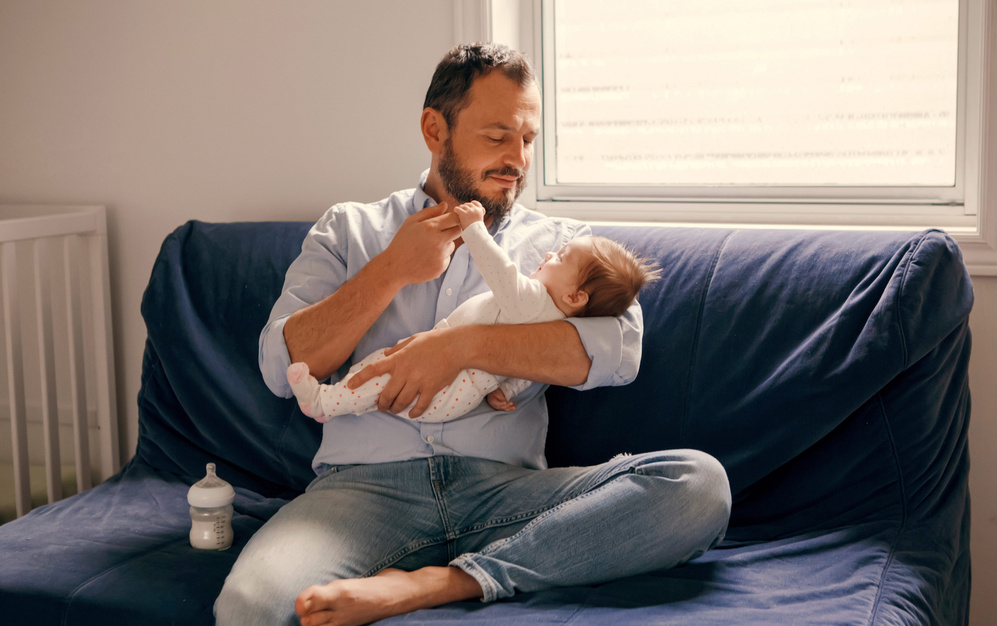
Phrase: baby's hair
[{"left": 575, "top": 237, "right": 662, "bottom": 318}]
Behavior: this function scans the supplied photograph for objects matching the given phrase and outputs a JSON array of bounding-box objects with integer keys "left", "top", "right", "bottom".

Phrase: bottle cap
[{"left": 187, "top": 463, "right": 235, "bottom": 508}]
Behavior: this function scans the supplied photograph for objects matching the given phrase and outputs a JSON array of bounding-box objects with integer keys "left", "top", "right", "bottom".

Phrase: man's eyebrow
[{"left": 484, "top": 122, "right": 539, "bottom": 134}]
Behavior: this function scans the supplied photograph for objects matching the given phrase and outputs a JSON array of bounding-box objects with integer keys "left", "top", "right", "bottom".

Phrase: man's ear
[
  {"left": 421, "top": 108, "right": 448, "bottom": 155},
  {"left": 562, "top": 289, "right": 589, "bottom": 312}
]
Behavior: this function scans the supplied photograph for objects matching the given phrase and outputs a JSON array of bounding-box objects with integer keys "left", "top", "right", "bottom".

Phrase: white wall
[
  {"left": 0, "top": 1, "right": 994, "bottom": 623},
  {"left": 0, "top": 0, "right": 454, "bottom": 453}
]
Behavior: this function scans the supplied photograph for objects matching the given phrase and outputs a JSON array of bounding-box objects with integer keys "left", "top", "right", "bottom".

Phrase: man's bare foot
[{"left": 295, "top": 566, "right": 483, "bottom": 626}]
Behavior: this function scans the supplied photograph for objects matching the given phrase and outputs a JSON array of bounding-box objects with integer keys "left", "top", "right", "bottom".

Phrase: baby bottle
[{"left": 187, "top": 463, "right": 235, "bottom": 550}]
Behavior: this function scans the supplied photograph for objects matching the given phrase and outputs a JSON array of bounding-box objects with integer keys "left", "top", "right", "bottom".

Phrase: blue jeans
[{"left": 214, "top": 450, "right": 731, "bottom": 625}]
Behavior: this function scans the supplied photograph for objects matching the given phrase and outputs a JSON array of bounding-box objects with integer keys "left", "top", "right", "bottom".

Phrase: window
[
  {"left": 471, "top": 0, "right": 996, "bottom": 274},
  {"left": 549, "top": 1, "right": 959, "bottom": 190}
]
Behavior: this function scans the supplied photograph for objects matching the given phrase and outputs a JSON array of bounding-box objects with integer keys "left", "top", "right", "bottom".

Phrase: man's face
[{"left": 438, "top": 72, "right": 541, "bottom": 222}]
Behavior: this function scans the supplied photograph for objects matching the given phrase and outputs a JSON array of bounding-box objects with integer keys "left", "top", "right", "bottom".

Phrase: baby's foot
[
  {"left": 287, "top": 363, "right": 324, "bottom": 420},
  {"left": 287, "top": 362, "right": 310, "bottom": 385}
]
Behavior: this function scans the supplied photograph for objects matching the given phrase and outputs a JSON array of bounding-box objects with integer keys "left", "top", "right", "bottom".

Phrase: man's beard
[{"left": 438, "top": 137, "right": 526, "bottom": 224}]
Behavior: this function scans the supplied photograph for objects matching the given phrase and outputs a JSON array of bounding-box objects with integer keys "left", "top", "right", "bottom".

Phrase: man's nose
[{"left": 504, "top": 140, "right": 528, "bottom": 170}]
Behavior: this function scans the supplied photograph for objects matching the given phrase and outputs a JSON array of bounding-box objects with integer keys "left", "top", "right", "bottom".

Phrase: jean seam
[
  {"left": 362, "top": 534, "right": 451, "bottom": 579},
  {"left": 454, "top": 465, "right": 640, "bottom": 539},
  {"left": 429, "top": 458, "right": 461, "bottom": 560},
  {"left": 477, "top": 484, "right": 609, "bottom": 559}
]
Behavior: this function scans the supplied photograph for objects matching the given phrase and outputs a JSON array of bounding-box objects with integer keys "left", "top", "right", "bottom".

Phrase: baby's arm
[
  {"left": 486, "top": 376, "right": 534, "bottom": 412},
  {"left": 454, "top": 203, "right": 546, "bottom": 318},
  {"left": 486, "top": 388, "right": 516, "bottom": 412},
  {"left": 498, "top": 377, "right": 532, "bottom": 401},
  {"left": 453, "top": 200, "right": 486, "bottom": 231}
]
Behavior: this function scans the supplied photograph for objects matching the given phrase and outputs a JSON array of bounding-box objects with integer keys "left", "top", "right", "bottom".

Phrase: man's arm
[
  {"left": 461, "top": 321, "right": 591, "bottom": 386},
  {"left": 348, "top": 319, "right": 592, "bottom": 417},
  {"left": 276, "top": 203, "right": 462, "bottom": 384},
  {"left": 282, "top": 253, "right": 407, "bottom": 382}
]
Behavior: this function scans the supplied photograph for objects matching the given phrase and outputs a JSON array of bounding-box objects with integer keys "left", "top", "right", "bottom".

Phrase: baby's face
[{"left": 530, "top": 237, "right": 595, "bottom": 297}]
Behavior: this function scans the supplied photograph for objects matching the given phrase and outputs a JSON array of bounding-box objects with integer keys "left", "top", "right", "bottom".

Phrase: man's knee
[
  {"left": 635, "top": 449, "right": 732, "bottom": 545},
  {"left": 214, "top": 566, "right": 257, "bottom": 625},
  {"left": 684, "top": 449, "right": 732, "bottom": 538},
  {"left": 214, "top": 548, "right": 302, "bottom": 626}
]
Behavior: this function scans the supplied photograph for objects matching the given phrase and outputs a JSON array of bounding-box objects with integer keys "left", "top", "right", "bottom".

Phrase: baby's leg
[
  {"left": 286, "top": 361, "right": 382, "bottom": 422},
  {"left": 287, "top": 351, "right": 392, "bottom": 422},
  {"left": 411, "top": 369, "right": 500, "bottom": 422}
]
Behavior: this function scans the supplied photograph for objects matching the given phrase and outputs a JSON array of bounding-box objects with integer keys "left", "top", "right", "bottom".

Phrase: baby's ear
[{"left": 562, "top": 289, "right": 589, "bottom": 312}]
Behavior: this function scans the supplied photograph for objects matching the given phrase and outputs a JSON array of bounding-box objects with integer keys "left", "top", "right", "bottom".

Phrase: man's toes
[{"left": 294, "top": 585, "right": 322, "bottom": 617}]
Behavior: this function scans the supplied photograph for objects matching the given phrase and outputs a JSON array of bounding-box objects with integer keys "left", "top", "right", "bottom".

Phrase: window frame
[{"left": 457, "top": 0, "right": 997, "bottom": 275}]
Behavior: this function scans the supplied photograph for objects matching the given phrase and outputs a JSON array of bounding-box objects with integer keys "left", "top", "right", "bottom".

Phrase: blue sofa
[{"left": 0, "top": 219, "right": 973, "bottom": 624}]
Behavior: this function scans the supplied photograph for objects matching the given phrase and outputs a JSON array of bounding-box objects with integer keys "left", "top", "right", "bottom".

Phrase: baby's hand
[
  {"left": 453, "top": 201, "right": 486, "bottom": 231},
  {"left": 486, "top": 388, "right": 516, "bottom": 412}
]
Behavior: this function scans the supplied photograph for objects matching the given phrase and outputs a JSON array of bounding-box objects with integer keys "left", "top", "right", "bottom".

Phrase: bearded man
[{"left": 215, "top": 42, "right": 731, "bottom": 626}]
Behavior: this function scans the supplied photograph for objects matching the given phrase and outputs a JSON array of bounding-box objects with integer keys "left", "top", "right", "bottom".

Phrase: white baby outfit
[{"left": 289, "top": 220, "right": 567, "bottom": 423}]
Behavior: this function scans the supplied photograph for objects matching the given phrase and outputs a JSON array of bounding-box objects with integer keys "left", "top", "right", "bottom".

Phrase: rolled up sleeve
[
  {"left": 259, "top": 316, "right": 294, "bottom": 398},
  {"left": 259, "top": 208, "right": 350, "bottom": 398},
  {"left": 564, "top": 300, "right": 643, "bottom": 390}
]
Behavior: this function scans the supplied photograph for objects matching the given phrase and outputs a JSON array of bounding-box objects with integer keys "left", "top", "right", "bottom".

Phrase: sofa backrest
[
  {"left": 137, "top": 221, "right": 319, "bottom": 497},
  {"left": 548, "top": 224, "right": 972, "bottom": 537},
  {"left": 136, "top": 221, "right": 974, "bottom": 532}
]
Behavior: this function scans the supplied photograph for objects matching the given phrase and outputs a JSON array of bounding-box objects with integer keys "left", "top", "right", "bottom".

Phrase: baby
[{"left": 287, "top": 200, "right": 659, "bottom": 423}]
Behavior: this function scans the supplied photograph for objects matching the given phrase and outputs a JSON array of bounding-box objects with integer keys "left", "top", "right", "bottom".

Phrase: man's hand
[
  {"left": 383, "top": 202, "right": 462, "bottom": 286},
  {"left": 453, "top": 200, "right": 486, "bottom": 231},
  {"left": 283, "top": 202, "right": 460, "bottom": 382},
  {"left": 347, "top": 327, "right": 463, "bottom": 419}
]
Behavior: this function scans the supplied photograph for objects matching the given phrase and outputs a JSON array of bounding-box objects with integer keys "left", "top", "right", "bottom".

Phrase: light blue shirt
[{"left": 259, "top": 172, "right": 644, "bottom": 471}]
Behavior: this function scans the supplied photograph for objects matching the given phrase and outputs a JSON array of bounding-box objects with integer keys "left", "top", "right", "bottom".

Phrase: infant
[{"left": 287, "top": 200, "right": 659, "bottom": 423}]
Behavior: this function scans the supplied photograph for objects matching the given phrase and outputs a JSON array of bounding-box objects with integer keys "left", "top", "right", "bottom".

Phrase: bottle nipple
[{"left": 188, "top": 463, "right": 235, "bottom": 508}]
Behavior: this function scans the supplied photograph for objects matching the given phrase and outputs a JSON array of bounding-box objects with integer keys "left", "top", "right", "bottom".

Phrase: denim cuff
[{"left": 449, "top": 554, "right": 499, "bottom": 603}]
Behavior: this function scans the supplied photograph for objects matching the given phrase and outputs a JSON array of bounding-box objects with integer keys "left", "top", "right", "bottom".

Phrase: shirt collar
[{"left": 415, "top": 169, "right": 436, "bottom": 210}]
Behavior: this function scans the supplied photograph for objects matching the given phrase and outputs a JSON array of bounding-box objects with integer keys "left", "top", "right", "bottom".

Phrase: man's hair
[
  {"left": 576, "top": 238, "right": 662, "bottom": 318},
  {"left": 424, "top": 42, "right": 537, "bottom": 129}
]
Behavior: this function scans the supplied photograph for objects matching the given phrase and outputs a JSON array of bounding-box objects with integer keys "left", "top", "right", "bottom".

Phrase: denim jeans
[{"left": 214, "top": 450, "right": 731, "bottom": 625}]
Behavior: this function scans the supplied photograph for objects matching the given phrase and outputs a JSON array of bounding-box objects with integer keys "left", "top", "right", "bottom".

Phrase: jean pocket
[{"left": 306, "top": 463, "right": 356, "bottom": 491}]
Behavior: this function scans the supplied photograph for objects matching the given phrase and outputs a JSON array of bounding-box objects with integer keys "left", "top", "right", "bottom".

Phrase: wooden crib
[{"left": 0, "top": 205, "right": 118, "bottom": 522}]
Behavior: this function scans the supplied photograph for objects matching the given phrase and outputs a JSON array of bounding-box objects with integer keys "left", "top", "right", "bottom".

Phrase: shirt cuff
[
  {"left": 259, "top": 316, "right": 294, "bottom": 398},
  {"left": 565, "top": 310, "right": 642, "bottom": 391}
]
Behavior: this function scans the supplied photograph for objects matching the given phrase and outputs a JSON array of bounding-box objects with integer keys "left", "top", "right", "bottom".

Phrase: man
[{"left": 215, "top": 43, "right": 731, "bottom": 626}]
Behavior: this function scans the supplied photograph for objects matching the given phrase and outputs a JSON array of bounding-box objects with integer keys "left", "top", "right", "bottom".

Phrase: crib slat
[
  {"left": 33, "top": 238, "right": 62, "bottom": 503},
  {"left": 87, "top": 231, "right": 119, "bottom": 479},
  {"left": 64, "top": 235, "right": 92, "bottom": 493},
  {"left": 2, "top": 241, "right": 31, "bottom": 517}
]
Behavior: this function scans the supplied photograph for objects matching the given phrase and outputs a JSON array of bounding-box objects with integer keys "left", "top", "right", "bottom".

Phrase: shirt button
[
  {"left": 426, "top": 435, "right": 436, "bottom": 444},
  {"left": 445, "top": 288, "right": 453, "bottom": 296}
]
